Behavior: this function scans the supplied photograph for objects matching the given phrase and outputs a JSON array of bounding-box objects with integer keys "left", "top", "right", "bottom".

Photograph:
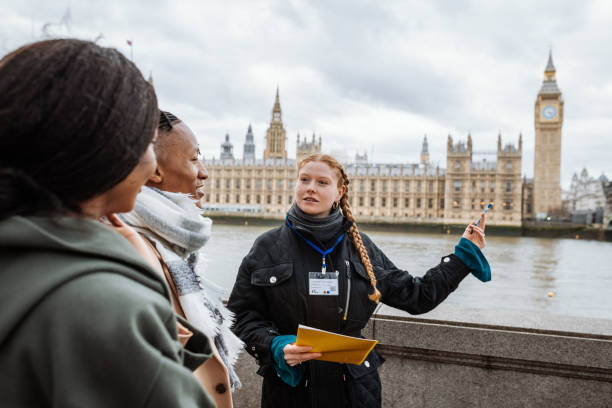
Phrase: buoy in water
[{"left": 547, "top": 292, "right": 555, "bottom": 298}]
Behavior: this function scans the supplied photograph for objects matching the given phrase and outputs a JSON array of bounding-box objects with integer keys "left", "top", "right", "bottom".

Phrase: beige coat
[{"left": 139, "top": 235, "right": 234, "bottom": 408}]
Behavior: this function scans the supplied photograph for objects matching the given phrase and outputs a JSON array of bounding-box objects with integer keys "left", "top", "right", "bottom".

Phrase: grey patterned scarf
[{"left": 120, "top": 187, "right": 243, "bottom": 389}]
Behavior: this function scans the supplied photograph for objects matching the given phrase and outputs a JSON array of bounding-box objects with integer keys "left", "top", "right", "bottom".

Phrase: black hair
[
  {"left": 159, "top": 110, "right": 181, "bottom": 132},
  {"left": 0, "top": 39, "right": 158, "bottom": 220}
]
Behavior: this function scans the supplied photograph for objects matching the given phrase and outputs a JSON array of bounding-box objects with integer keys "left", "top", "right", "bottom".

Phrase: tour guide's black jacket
[{"left": 227, "top": 218, "right": 470, "bottom": 408}]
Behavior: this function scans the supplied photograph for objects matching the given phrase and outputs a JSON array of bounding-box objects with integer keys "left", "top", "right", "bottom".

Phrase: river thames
[{"left": 201, "top": 223, "right": 612, "bottom": 320}]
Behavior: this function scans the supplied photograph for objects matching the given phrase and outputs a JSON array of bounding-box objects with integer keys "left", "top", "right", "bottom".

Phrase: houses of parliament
[{"left": 203, "top": 53, "right": 564, "bottom": 226}]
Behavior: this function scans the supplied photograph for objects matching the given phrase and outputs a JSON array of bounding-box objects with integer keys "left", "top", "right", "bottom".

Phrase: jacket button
[
  {"left": 251, "top": 346, "right": 256, "bottom": 351},
  {"left": 443, "top": 257, "right": 450, "bottom": 263},
  {"left": 270, "top": 276, "right": 277, "bottom": 284},
  {"left": 364, "top": 360, "right": 370, "bottom": 368}
]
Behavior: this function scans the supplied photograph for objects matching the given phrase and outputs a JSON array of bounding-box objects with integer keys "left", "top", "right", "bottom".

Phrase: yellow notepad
[{"left": 295, "top": 324, "right": 378, "bottom": 366}]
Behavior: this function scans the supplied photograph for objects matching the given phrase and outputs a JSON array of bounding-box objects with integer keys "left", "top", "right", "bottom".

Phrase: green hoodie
[{"left": 0, "top": 216, "right": 215, "bottom": 407}]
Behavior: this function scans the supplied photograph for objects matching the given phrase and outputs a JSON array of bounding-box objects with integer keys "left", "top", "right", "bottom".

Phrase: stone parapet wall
[{"left": 232, "top": 305, "right": 612, "bottom": 407}]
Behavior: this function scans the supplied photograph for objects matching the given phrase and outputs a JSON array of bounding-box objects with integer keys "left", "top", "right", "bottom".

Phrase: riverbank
[{"left": 206, "top": 214, "right": 612, "bottom": 241}]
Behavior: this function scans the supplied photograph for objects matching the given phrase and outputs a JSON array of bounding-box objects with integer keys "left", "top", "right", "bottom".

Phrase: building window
[
  {"left": 360, "top": 180, "right": 365, "bottom": 192},
  {"left": 256, "top": 195, "right": 261, "bottom": 204},
  {"left": 393, "top": 180, "right": 399, "bottom": 193},
  {"left": 215, "top": 194, "right": 219, "bottom": 203},
  {"left": 405, "top": 181, "right": 410, "bottom": 191},
  {"left": 225, "top": 194, "right": 229, "bottom": 203},
  {"left": 257, "top": 179, "right": 262, "bottom": 190},
  {"left": 455, "top": 161, "right": 461, "bottom": 170},
  {"left": 288, "top": 180, "right": 294, "bottom": 190},
  {"left": 416, "top": 198, "right": 421, "bottom": 208},
  {"left": 504, "top": 199, "right": 513, "bottom": 210},
  {"left": 506, "top": 161, "right": 512, "bottom": 170},
  {"left": 417, "top": 181, "right": 422, "bottom": 192},
  {"left": 471, "top": 199, "right": 476, "bottom": 209},
  {"left": 480, "top": 181, "right": 485, "bottom": 192},
  {"left": 393, "top": 198, "right": 398, "bottom": 208},
  {"left": 236, "top": 179, "right": 241, "bottom": 189},
  {"left": 453, "top": 181, "right": 462, "bottom": 192},
  {"left": 428, "top": 198, "right": 433, "bottom": 209},
  {"left": 370, "top": 197, "right": 375, "bottom": 207},
  {"left": 236, "top": 194, "right": 240, "bottom": 203},
  {"left": 370, "top": 181, "right": 376, "bottom": 192},
  {"left": 288, "top": 195, "right": 292, "bottom": 204},
  {"left": 246, "top": 194, "right": 250, "bottom": 203},
  {"left": 278, "top": 180, "right": 283, "bottom": 190},
  {"left": 267, "top": 180, "right": 272, "bottom": 190},
  {"left": 429, "top": 181, "right": 434, "bottom": 193},
  {"left": 405, "top": 198, "right": 410, "bottom": 207},
  {"left": 381, "top": 197, "right": 386, "bottom": 207},
  {"left": 382, "top": 181, "right": 388, "bottom": 193},
  {"left": 246, "top": 179, "right": 251, "bottom": 189},
  {"left": 472, "top": 181, "right": 476, "bottom": 193},
  {"left": 440, "top": 198, "right": 444, "bottom": 209},
  {"left": 490, "top": 181, "right": 495, "bottom": 193},
  {"left": 266, "top": 195, "right": 271, "bottom": 204},
  {"left": 505, "top": 181, "right": 512, "bottom": 193},
  {"left": 359, "top": 197, "right": 364, "bottom": 206},
  {"left": 226, "top": 180, "right": 230, "bottom": 189},
  {"left": 215, "top": 179, "right": 220, "bottom": 189},
  {"left": 205, "top": 193, "right": 210, "bottom": 202},
  {"left": 440, "top": 182, "right": 445, "bottom": 192}
]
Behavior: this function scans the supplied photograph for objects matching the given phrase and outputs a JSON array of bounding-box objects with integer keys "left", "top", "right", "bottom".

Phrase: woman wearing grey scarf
[{"left": 117, "top": 111, "right": 242, "bottom": 408}]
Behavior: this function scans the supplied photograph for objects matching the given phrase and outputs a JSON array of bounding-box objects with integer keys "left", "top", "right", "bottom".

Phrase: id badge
[{"left": 309, "top": 271, "right": 339, "bottom": 296}]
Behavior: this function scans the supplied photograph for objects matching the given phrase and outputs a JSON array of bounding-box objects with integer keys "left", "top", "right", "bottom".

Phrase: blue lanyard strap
[{"left": 286, "top": 217, "right": 344, "bottom": 272}]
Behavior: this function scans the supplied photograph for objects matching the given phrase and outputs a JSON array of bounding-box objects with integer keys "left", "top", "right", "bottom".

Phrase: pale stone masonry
[{"left": 533, "top": 51, "right": 564, "bottom": 219}]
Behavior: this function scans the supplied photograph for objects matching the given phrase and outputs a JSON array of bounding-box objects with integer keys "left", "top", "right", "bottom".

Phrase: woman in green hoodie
[{"left": 0, "top": 39, "right": 215, "bottom": 407}]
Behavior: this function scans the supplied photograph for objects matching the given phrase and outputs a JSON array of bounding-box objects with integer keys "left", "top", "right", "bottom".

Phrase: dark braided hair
[
  {"left": 0, "top": 39, "right": 158, "bottom": 220},
  {"left": 159, "top": 110, "right": 181, "bottom": 132}
]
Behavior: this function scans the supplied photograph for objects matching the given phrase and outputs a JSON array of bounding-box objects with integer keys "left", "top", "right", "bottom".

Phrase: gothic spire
[
  {"left": 421, "top": 134, "right": 429, "bottom": 154},
  {"left": 545, "top": 49, "right": 556, "bottom": 73}
]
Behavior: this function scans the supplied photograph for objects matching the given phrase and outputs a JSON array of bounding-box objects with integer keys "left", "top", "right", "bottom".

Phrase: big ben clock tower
[
  {"left": 263, "top": 87, "right": 288, "bottom": 160},
  {"left": 533, "top": 51, "right": 564, "bottom": 219}
]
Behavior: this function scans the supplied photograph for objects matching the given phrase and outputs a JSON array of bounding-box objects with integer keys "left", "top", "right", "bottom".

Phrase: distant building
[
  {"left": 263, "top": 87, "right": 287, "bottom": 160},
  {"left": 565, "top": 168, "right": 608, "bottom": 225},
  {"left": 220, "top": 133, "right": 234, "bottom": 160},
  {"left": 203, "top": 88, "right": 522, "bottom": 225},
  {"left": 296, "top": 132, "right": 322, "bottom": 163},
  {"left": 420, "top": 135, "right": 430, "bottom": 165},
  {"left": 533, "top": 51, "right": 564, "bottom": 219},
  {"left": 243, "top": 124, "right": 256, "bottom": 161}
]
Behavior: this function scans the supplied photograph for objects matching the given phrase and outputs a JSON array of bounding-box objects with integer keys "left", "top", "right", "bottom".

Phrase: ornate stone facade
[
  {"left": 533, "top": 52, "right": 564, "bottom": 219},
  {"left": 203, "top": 87, "right": 523, "bottom": 225},
  {"left": 263, "top": 87, "right": 287, "bottom": 160}
]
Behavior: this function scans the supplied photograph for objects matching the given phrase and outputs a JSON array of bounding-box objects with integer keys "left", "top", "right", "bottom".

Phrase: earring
[{"left": 331, "top": 201, "right": 339, "bottom": 211}]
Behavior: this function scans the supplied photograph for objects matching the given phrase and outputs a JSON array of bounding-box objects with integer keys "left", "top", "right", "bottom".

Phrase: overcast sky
[{"left": 3, "top": 0, "right": 611, "bottom": 188}]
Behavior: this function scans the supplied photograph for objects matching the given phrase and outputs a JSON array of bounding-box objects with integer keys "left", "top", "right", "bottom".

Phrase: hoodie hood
[{"left": 0, "top": 216, "right": 167, "bottom": 347}]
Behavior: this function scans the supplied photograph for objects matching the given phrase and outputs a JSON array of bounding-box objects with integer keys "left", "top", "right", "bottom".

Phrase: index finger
[{"left": 284, "top": 344, "right": 314, "bottom": 353}]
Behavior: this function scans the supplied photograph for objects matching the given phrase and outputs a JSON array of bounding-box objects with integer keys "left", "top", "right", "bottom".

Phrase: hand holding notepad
[{"left": 295, "top": 324, "right": 378, "bottom": 366}]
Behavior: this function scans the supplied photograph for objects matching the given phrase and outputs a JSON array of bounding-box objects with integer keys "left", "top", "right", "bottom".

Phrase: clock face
[{"left": 542, "top": 105, "right": 557, "bottom": 120}]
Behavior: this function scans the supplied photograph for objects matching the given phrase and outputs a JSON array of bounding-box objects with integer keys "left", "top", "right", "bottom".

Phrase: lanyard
[{"left": 286, "top": 217, "right": 344, "bottom": 274}]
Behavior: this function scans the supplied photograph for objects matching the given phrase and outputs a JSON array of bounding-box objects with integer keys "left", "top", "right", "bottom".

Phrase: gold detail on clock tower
[
  {"left": 533, "top": 51, "right": 564, "bottom": 219},
  {"left": 263, "top": 87, "right": 288, "bottom": 160}
]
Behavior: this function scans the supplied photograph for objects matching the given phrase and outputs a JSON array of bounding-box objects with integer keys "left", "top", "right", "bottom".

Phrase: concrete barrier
[{"left": 232, "top": 304, "right": 612, "bottom": 407}]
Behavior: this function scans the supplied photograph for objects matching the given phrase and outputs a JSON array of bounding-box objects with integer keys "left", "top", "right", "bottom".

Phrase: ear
[
  {"left": 336, "top": 184, "right": 347, "bottom": 201},
  {"left": 147, "top": 166, "right": 163, "bottom": 185}
]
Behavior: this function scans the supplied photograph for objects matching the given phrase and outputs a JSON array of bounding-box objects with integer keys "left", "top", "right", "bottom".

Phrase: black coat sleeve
[
  {"left": 227, "top": 256, "right": 280, "bottom": 370},
  {"left": 363, "top": 235, "right": 470, "bottom": 315}
]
